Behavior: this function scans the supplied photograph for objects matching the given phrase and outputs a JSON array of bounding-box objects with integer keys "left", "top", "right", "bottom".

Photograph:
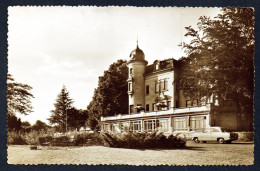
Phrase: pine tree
[{"left": 48, "top": 86, "right": 74, "bottom": 132}]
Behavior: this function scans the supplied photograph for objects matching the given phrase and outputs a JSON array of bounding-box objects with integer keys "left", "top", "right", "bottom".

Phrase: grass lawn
[{"left": 7, "top": 141, "right": 254, "bottom": 165}]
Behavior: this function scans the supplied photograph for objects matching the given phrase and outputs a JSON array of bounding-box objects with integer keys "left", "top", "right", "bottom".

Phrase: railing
[{"left": 101, "top": 105, "right": 211, "bottom": 121}]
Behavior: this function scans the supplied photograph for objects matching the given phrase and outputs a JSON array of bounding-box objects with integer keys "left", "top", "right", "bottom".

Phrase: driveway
[{"left": 7, "top": 141, "right": 254, "bottom": 165}]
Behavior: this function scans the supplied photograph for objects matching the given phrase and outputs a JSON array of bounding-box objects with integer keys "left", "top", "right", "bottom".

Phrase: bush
[
  {"left": 74, "top": 132, "right": 103, "bottom": 146},
  {"left": 101, "top": 131, "right": 186, "bottom": 149},
  {"left": 8, "top": 131, "right": 27, "bottom": 145}
]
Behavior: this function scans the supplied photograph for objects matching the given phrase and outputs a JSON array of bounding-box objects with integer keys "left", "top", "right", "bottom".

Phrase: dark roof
[
  {"left": 129, "top": 45, "right": 145, "bottom": 61},
  {"left": 145, "top": 58, "right": 176, "bottom": 75}
]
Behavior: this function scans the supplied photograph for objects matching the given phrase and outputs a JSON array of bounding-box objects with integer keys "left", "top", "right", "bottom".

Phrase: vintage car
[{"left": 191, "top": 127, "right": 238, "bottom": 144}]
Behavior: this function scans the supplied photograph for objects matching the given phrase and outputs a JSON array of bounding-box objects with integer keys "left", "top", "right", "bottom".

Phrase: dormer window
[
  {"left": 154, "top": 61, "right": 160, "bottom": 71},
  {"left": 156, "top": 63, "right": 160, "bottom": 70}
]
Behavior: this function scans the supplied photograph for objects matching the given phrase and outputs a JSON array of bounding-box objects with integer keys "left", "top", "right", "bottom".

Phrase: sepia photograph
[{"left": 7, "top": 6, "right": 254, "bottom": 165}]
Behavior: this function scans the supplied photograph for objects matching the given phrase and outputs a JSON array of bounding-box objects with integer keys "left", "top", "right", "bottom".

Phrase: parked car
[{"left": 191, "top": 127, "right": 238, "bottom": 144}]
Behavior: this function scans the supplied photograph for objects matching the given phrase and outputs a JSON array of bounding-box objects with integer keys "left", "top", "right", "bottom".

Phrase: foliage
[
  {"left": 73, "top": 132, "right": 103, "bottom": 146},
  {"left": 31, "top": 120, "right": 49, "bottom": 132},
  {"left": 67, "top": 108, "right": 88, "bottom": 130},
  {"left": 48, "top": 86, "right": 74, "bottom": 132},
  {"left": 178, "top": 8, "right": 254, "bottom": 130},
  {"left": 7, "top": 74, "right": 34, "bottom": 131},
  {"left": 7, "top": 74, "right": 34, "bottom": 116},
  {"left": 87, "top": 60, "right": 129, "bottom": 130},
  {"left": 7, "top": 130, "right": 49, "bottom": 145},
  {"left": 7, "top": 114, "right": 22, "bottom": 131},
  {"left": 7, "top": 131, "right": 27, "bottom": 145},
  {"left": 101, "top": 132, "right": 186, "bottom": 149}
]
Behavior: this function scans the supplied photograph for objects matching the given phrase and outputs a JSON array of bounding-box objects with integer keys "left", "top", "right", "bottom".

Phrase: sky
[{"left": 8, "top": 6, "right": 221, "bottom": 125}]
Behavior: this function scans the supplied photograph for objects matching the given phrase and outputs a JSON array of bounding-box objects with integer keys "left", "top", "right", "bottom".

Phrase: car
[{"left": 191, "top": 127, "right": 238, "bottom": 144}]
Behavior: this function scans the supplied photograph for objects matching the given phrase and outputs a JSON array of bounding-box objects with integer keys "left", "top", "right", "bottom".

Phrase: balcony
[{"left": 101, "top": 104, "right": 211, "bottom": 121}]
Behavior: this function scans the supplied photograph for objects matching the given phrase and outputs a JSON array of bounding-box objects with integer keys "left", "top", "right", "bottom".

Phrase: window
[
  {"left": 128, "top": 82, "right": 132, "bottom": 91},
  {"left": 130, "top": 68, "right": 133, "bottom": 74},
  {"left": 212, "top": 128, "right": 220, "bottom": 132},
  {"left": 160, "top": 81, "right": 164, "bottom": 91},
  {"left": 103, "top": 124, "right": 110, "bottom": 132},
  {"left": 136, "top": 104, "right": 142, "bottom": 113},
  {"left": 152, "top": 103, "right": 157, "bottom": 111},
  {"left": 158, "top": 119, "right": 169, "bottom": 132},
  {"left": 146, "top": 85, "right": 149, "bottom": 95},
  {"left": 173, "top": 117, "right": 189, "bottom": 131},
  {"left": 130, "top": 105, "right": 134, "bottom": 114},
  {"left": 176, "top": 101, "right": 179, "bottom": 108},
  {"left": 132, "top": 121, "right": 141, "bottom": 132},
  {"left": 122, "top": 122, "right": 130, "bottom": 132},
  {"left": 190, "top": 116, "right": 206, "bottom": 132},
  {"left": 165, "top": 79, "right": 168, "bottom": 90},
  {"left": 167, "top": 101, "right": 171, "bottom": 109},
  {"left": 155, "top": 81, "right": 159, "bottom": 93},
  {"left": 186, "top": 100, "right": 191, "bottom": 107},
  {"left": 144, "top": 120, "right": 156, "bottom": 132},
  {"left": 146, "top": 104, "right": 149, "bottom": 112},
  {"left": 192, "top": 100, "right": 198, "bottom": 106}
]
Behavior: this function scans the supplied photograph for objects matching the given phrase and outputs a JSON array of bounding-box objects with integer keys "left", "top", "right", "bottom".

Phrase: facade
[{"left": 101, "top": 43, "right": 241, "bottom": 133}]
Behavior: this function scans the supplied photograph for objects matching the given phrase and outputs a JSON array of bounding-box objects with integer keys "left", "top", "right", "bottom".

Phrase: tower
[{"left": 127, "top": 42, "right": 148, "bottom": 114}]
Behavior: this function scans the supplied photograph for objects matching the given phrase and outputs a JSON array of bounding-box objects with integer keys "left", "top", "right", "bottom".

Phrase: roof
[
  {"left": 129, "top": 45, "right": 145, "bottom": 61},
  {"left": 145, "top": 58, "right": 176, "bottom": 75}
]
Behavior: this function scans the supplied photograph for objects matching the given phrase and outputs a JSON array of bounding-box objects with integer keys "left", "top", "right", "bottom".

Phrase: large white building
[{"left": 101, "top": 44, "right": 243, "bottom": 133}]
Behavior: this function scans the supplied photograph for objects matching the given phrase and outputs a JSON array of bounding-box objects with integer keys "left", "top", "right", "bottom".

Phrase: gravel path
[{"left": 7, "top": 141, "right": 254, "bottom": 165}]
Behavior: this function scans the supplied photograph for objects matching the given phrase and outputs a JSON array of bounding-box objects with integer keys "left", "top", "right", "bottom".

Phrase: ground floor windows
[
  {"left": 158, "top": 119, "right": 169, "bottom": 132},
  {"left": 144, "top": 120, "right": 156, "bottom": 132},
  {"left": 190, "top": 116, "right": 206, "bottom": 131},
  {"left": 173, "top": 117, "right": 189, "bottom": 132},
  {"left": 102, "top": 115, "right": 207, "bottom": 133},
  {"left": 132, "top": 121, "right": 141, "bottom": 132}
]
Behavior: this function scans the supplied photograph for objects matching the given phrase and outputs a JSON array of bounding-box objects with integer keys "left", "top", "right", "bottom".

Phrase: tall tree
[
  {"left": 67, "top": 107, "right": 88, "bottom": 130},
  {"left": 178, "top": 7, "right": 254, "bottom": 130},
  {"left": 48, "top": 86, "right": 74, "bottom": 132},
  {"left": 7, "top": 74, "right": 34, "bottom": 131},
  {"left": 7, "top": 74, "right": 34, "bottom": 116},
  {"left": 31, "top": 120, "right": 49, "bottom": 132},
  {"left": 87, "top": 59, "right": 128, "bottom": 130}
]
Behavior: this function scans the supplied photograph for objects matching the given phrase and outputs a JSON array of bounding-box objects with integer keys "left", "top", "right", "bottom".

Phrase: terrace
[{"left": 101, "top": 104, "right": 211, "bottom": 122}]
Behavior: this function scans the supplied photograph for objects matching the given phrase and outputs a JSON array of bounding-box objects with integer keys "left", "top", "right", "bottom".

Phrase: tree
[
  {"left": 67, "top": 107, "right": 88, "bottom": 130},
  {"left": 7, "top": 114, "right": 22, "bottom": 131},
  {"left": 31, "top": 120, "right": 49, "bottom": 132},
  {"left": 21, "top": 121, "right": 31, "bottom": 132},
  {"left": 7, "top": 74, "right": 34, "bottom": 116},
  {"left": 7, "top": 74, "right": 34, "bottom": 131},
  {"left": 48, "top": 86, "right": 74, "bottom": 132},
  {"left": 178, "top": 7, "right": 254, "bottom": 130},
  {"left": 87, "top": 59, "right": 129, "bottom": 130}
]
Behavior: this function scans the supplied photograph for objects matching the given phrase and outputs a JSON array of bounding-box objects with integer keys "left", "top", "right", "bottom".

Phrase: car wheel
[
  {"left": 202, "top": 141, "right": 207, "bottom": 143},
  {"left": 194, "top": 138, "right": 200, "bottom": 143},
  {"left": 218, "top": 138, "right": 224, "bottom": 144}
]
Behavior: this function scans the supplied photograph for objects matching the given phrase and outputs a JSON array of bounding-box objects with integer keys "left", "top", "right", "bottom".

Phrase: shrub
[
  {"left": 8, "top": 131, "right": 27, "bottom": 145},
  {"left": 100, "top": 131, "right": 186, "bottom": 149},
  {"left": 38, "top": 136, "right": 53, "bottom": 145}
]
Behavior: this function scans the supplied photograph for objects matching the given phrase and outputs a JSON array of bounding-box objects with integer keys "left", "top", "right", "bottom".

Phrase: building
[{"left": 100, "top": 43, "right": 243, "bottom": 133}]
